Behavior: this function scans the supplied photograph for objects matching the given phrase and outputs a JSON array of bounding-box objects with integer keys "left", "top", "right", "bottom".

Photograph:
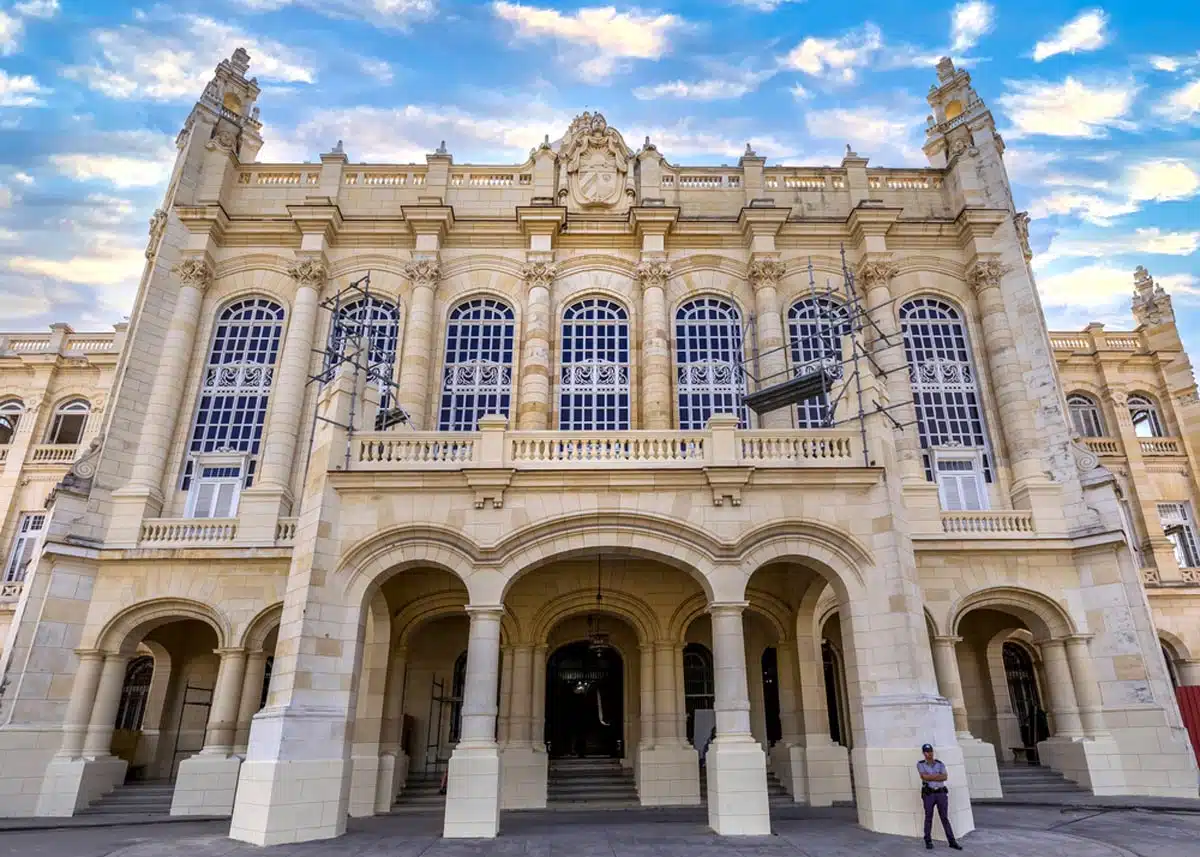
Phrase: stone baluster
[
  {"left": 638, "top": 259, "right": 673, "bottom": 429},
  {"left": 517, "top": 259, "right": 556, "bottom": 429},
  {"left": 396, "top": 259, "right": 441, "bottom": 430}
]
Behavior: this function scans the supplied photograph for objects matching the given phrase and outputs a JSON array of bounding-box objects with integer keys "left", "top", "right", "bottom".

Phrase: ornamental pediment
[{"left": 557, "top": 112, "right": 635, "bottom": 214}]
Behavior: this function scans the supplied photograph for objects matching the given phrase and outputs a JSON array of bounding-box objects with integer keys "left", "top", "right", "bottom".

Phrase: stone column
[
  {"left": 172, "top": 648, "right": 248, "bottom": 817},
  {"left": 1179, "top": 661, "right": 1200, "bottom": 687},
  {"left": 775, "top": 641, "right": 802, "bottom": 743},
  {"left": 517, "top": 260, "right": 555, "bottom": 429},
  {"left": 83, "top": 654, "right": 130, "bottom": 757},
  {"left": 234, "top": 652, "right": 268, "bottom": 754},
  {"left": 497, "top": 646, "right": 514, "bottom": 744},
  {"left": 499, "top": 643, "right": 546, "bottom": 810},
  {"left": 654, "top": 642, "right": 680, "bottom": 743},
  {"left": 396, "top": 259, "right": 440, "bottom": 430},
  {"left": 967, "top": 259, "right": 1044, "bottom": 483},
  {"left": 639, "top": 643, "right": 656, "bottom": 747},
  {"left": 1064, "top": 636, "right": 1108, "bottom": 737},
  {"left": 639, "top": 641, "right": 700, "bottom": 807},
  {"left": 1040, "top": 640, "right": 1084, "bottom": 738},
  {"left": 930, "top": 637, "right": 970, "bottom": 734},
  {"left": 444, "top": 606, "right": 503, "bottom": 838},
  {"left": 706, "top": 603, "right": 770, "bottom": 835},
  {"left": 637, "top": 259, "right": 673, "bottom": 429},
  {"left": 57, "top": 651, "right": 105, "bottom": 758},
  {"left": 532, "top": 644, "right": 548, "bottom": 748},
  {"left": 377, "top": 646, "right": 408, "bottom": 810},
  {"left": 749, "top": 258, "right": 791, "bottom": 429},
  {"left": 202, "top": 649, "right": 248, "bottom": 754},
  {"left": 254, "top": 259, "right": 325, "bottom": 496},
  {"left": 509, "top": 645, "right": 534, "bottom": 745}
]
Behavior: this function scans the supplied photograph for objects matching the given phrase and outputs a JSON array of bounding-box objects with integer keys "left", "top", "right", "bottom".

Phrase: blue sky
[{"left": 0, "top": 1, "right": 1198, "bottom": 357}]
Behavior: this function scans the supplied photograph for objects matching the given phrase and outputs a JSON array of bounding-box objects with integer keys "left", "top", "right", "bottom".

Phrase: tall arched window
[
  {"left": 183, "top": 297, "right": 285, "bottom": 490},
  {"left": 675, "top": 297, "right": 748, "bottom": 429},
  {"left": 438, "top": 298, "right": 516, "bottom": 432},
  {"left": 114, "top": 656, "right": 154, "bottom": 731},
  {"left": 901, "top": 298, "right": 991, "bottom": 511},
  {"left": 449, "top": 650, "right": 468, "bottom": 744},
  {"left": 1067, "top": 393, "right": 1105, "bottom": 438},
  {"left": 47, "top": 399, "right": 90, "bottom": 445},
  {"left": 0, "top": 399, "right": 23, "bottom": 445},
  {"left": 1128, "top": 394, "right": 1164, "bottom": 438},
  {"left": 1003, "top": 642, "right": 1046, "bottom": 747},
  {"left": 328, "top": 297, "right": 400, "bottom": 412},
  {"left": 560, "top": 298, "right": 630, "bottom": 431},
  {"left": 683, "top": 642, "right": 714, "bottom": 744},
  {"left": 789, "top": 297, "right": 849, "bottom": 427}
]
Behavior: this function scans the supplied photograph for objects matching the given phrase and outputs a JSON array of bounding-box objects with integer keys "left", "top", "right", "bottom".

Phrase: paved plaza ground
[{"left": 2, "top": 804, "right": 1199, "bottom": 857}]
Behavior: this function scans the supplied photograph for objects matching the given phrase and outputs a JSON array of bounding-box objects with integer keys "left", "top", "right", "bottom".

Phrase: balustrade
[
  {"left": 29, "top": 444, "right": 78, "bottom": 464},
  {"left": 941, "top": 511, "right": 1035, "bottom": 535},
  {"left": 140, "top": 518, "right": 238, "bottom": 545}
]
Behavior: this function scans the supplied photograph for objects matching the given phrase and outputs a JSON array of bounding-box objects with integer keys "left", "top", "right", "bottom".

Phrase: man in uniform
[{"left": 917, "top": 743, "right": 963, "bottom": 850}]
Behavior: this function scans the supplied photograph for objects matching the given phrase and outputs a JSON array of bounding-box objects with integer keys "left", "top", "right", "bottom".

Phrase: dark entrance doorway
[
  {"left": 1003, "top": 641, "right": 1047, "bottom": 752},
  {"left": 545, "top": 641, "right": 623, "bottom": 758}
]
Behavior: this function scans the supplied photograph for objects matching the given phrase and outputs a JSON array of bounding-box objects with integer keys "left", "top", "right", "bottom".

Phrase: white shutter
[
  {"left": 192, "top": 482, "right": 216, "bottom": 518},
  {"left": 939, "top": 471, "right": 965, "bottom": 511},
  {"left": 935, "top": 453, "right": 987, "bottom": 512},
  {"left": 4, "top": 513, "right": 46, "bottom": 582},
  {"left": 213, "top": 482, "right": 238, "bottom": 518}
]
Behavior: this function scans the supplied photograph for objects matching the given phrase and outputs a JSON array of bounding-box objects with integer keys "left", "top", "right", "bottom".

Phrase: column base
[
  {"left": 36, "top": 755, "right": 127, "bottom": 817},
  {"left": 771, "top": 740, "right": 853, "bottom": 806},
  {"left": 705, "top": 738, "right": 770, "bottom": 835},
  {"left": 375, "top": 750, "right": 407, "bottom": 812},
  {"left": 499, "top": 745, "right": 548, "bottom": 809},
  {"left": 851, "top": 745, "right": 974, "bottom": 841},
  {"left": 234, "top": 486, "right": 289, "bottom": 544},
  {"left": 637, "top": 743, "right": 701, "bottom": 806},
  {"left": 443, "top": 743, "right": 501, "bottom": 838},
  {"left": 348, "top": 751, "right": 381, "bottom": 817},
  {"left": 958, "top": 736, "right": 1002, "bottom": 799},
  {"left": 0, "top": 730, "right": 58, "bottom": 817},
  {"left": 1037, "top": 736, "right": 1126, "bottom": 794},
  {"left": 171, "top": 753, "right": 242, "bottom": 816}
]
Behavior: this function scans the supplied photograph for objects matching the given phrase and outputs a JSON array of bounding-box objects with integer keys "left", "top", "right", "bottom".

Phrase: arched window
[
  {"left": 46, "top": 399, "right": 90, "bottom": 445},
  {"left": 0, "top": 400, "right": 23, "bottom": 445},
  {"left": 1128, "top": 394, "right": 1164, "bottom": 438},
  {"left": 183, "top": 297, "right": 285, "bottom": 490},
  {"left": 789, "top": 297, "right": 849, "bottom": 427},
  {"left": 448, "top": 650, "right": 468, "bottom": 744},
  {"left": 1067, "top": 393, "right": 1105, "bottom": 438},
  {"left": 560, "top": 298, "right": 630, "bottom": 431},
  {"left": 675, "top": 297, "right": 748, "bottom": 429},
  {"left": 438, "top": 298, "right": 515, "bottom": 432},
  {"left": 761, "top": 647, "right": 782, "bottom": 745},
  {"left": 683, "top": 642, "right": 714, "bottom": 744},
  {"left": 901, "top": 298, "right": 991, "bottom": 511},
  {"left": 328, "top": 297, "right": 400, "bottom": 413},
  {"left": 259, "top": 655, "right": 274, "bottom": 710},
  {"left": 1162, "top": 646, "right": 1179, "bottom": 689},
  {"left": 1002, "top": 642, "right": 1046, "bottom": 747},
  {"left": 114, "top": 656, "right": 154, "bottom": 731}
]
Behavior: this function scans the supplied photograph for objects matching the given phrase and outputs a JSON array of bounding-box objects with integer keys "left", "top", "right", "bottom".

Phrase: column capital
[
  {"left": 287, "top": 256, "right": 328, "bottom": 290},
  {"left": 172, "top": 256, "right": 213, "bottom": 292},
  {"left": 748, "top": 257, "right": 785, "bottom": 291},
  {"left": 465, "top": 604, "right": 504, "bottom": 619},
  {"left": 403, "top": 257, "right": 442, "bottom": 289},
  {"left": 521, "top": 258, "right": 558, "bottom": 290},
  {"left": 74, "top": 648, "right": 107, "bottom": 662},
  {"left": 214, "top": 647, "right": 249, "bottom": 658},
  {"left": 855, "top": 257, "right": 899, "bottom": 289},
  {"left": 1061, "top": 633, "right": 1095, "bottom": 646},
  {"left": 708, "top": 600, "right": 749, "bottom": 616},
  {"left": 966, "top": 257, "right": 1011, "bottom": 294},
  {"left": 635, "top": 257, "right": 672, "bottom": 290},
  {"left": 931, "top": 635, "right": 964, "bottom": 646}
]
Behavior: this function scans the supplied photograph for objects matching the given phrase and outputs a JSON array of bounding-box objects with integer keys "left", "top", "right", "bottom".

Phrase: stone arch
[
  {"left": 555, "top": 254, "right": 638, "bottom": 279},
  {"left": 335, "top": 525, "right": 480, "bottom": 613},
  {"left": 95, "top": 597, "right": 231, "bottom": 655},
  {"left": 669, "top": 253, "right": 747, "bottom": 281},
  {"left": 666, "top": 592, "right": 710, "bottom": 644},
  {"left": 924, "top": 606, "right": 943, "bottom": 638},
  {"left": 1159, "top": 629, "right": 1192, "bottom": 662},
  {"left": 393, "top": 590, "right": 472, "bottom": 649},
  {"left": 327, "top": 255, "right": 413, "bottom": 281},
  {"left": 531, "top": 588, "right": 661, "bottom": 646},
  {"left": 439, "top": 254, "right": 526, "bottom": 283},
  {"left": 208, "top": 282, "right": 294, "bottom": 320},
  {"left": 669, "top": 290, "right": 752, "bottom": 328},
  {"left": 212, "top": 254, "right": 294, "bottom": 281},
  {"left": 892, "top": 256, "right": 967, "bottom": 282},
  {"left": 239, "top": 602, "right": 283, "bottom": 652},
  {"left": 556, "top": 288, "right": 635, "bottom": 322},
  {"left": 745, "top": 588, "right": 792, "bottom": 642},
  {"left": 736, "top": 521, "right": 872, "bottom": 603},
  {"left": 949, "top": 586, "right": 1077, "bottom": 640}
]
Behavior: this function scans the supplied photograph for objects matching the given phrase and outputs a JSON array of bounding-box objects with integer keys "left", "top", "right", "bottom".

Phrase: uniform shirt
[{"left": 917, "top": 758, "right": 948, "bottom": 790}]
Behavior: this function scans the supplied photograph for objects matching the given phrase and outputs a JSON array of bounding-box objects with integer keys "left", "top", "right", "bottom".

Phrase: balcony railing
[
  {"left": 1084, "top": 438, "right": 1121, "bottom": 456},
  {"left": 941, "top": 510, "right": 1035, "bottom": 536},
  {"left": 1182, "top": 567, "right": 1200, "bottom": 585},
  {"left": 140, "top": 518, "right": 238, "bottom": 546},
  {"left": 350, "top": 424, "right": 863, "bottom": 472},
  {"left": 29, "top": 444, "right": 78, "bottom": 464},
  {"left": 275, "top": 518, "right": 298, "bottom": 545},
  {"left": 1140, "top": 437, "right": 1182, "bottom": 456}
]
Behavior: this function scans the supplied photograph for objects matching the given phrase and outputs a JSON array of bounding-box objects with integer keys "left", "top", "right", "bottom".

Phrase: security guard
[{"left": 917, "top": 743, "right": 963, "bottom": 850}]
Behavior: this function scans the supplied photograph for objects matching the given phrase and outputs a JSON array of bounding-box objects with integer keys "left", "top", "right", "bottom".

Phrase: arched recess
[
  {"left": 95, "top": 597, "right": 231, "bottom": 655},
  {"left": 1159, "top": 630, "right": 1192, "bottom": 662},
  {"left": 334, "top": 525, "right": 479, "bottom": 615},
  {"left": 529, "top": 588, "right": 660, "bottom": 646},
  {"left": 948, "top": 586, "right": 1077, "bottom": 641},
  {"left": 240, "top": 602, "right": 283, "bottom": 652},
  {"left": 393, "top": 591, "right": 472, "bottom": 649}
]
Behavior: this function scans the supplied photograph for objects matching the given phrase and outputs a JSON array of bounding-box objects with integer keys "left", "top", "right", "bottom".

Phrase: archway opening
[{"left": 545, "top": 640, "right": 624, "bottom": 758}]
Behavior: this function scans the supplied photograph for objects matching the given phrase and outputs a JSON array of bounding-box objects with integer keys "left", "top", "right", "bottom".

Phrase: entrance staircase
[
  {"left": 548, "top": 757, "right": 637, "bottom": 808},
  {"left": 697, "top": 767, "right": 794, "bottom": 807},
  {"left": 393, "top": 770, "right": 447, "bottom": 810},
  {"left": 79, "top": 781, "right": 175, "bottom": 816},
  {"left": 997, "top": 763, "right": 1090, "bottom": 797}
]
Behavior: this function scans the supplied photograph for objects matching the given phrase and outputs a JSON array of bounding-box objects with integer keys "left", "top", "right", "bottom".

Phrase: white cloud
[
  {"left": 0, "top": 69, "right": 47, "bottom": 106},
  {"left": 790, "top": 84, "right": 810, "bottom": 100},
  {"left": 1037, "top": 264, "right": 1140, "bottom": 308},
  {"left": 1027, "top": 191, "right": 1137, "bottom": 225},
  {"left": 805, "top": 107, "right": 911, "bottom": 147},
  {"left": 733, "top": 0, "right": 803, "bottom": 9},
  {"left": 633, "top": 68, "right": 773, "bottom": 101},
  {"left": 1027, "top": 158, "right": 1200, "bottom": 225},
  {"left": 630, "top": 121, "right": 798, "bottom": 160},
  {"left": 782, "top": 23, "right": 882, "bottom": 82},
  {"left": 1036, "top": 227, "right": 1200, "bottom": 269},
  {"left": 49, "top": 132, "right": 176, "bottom": 189},
  {"left": 1032, "top": 9, "right": 1109, "bottom": 62},
  {"left": 0, "top": 10, "right": 22, "bottom": 55},
  {"left": 8, "top": 240, "right": 145, "bottom": 287},
  {"left": 492, "top": 2, "right": 683, "bottom": 81},
  {"left": 359, "top": 57, "right": 394, "bottom": 84},
  {"left": 998, "top": 77, "right": 1136, "bottom": 138},
  {"left": 13, "top": 0, "right": 59, "bottom": 18},
  {"left": 64, "top": 13, "right": 315, "bottom": 101},
  {"left": 950, "top": 1, "right": 994, "bottom": 53},
  {"left": 1156, "top": 79, "right": 1200, "bottom": 123},
  {"left": 0, "top": 184, "right": 11, "bottom": 208},
  {"left": 242, "top": 0, "right": 434, "bottom": 28},
  {"left": 1126, "top": 159, "right": 1200, "bottom": 202},
  {"left": 11, "top": 172, "right": 33, "bottom": 185},
  {"left": 1150, "top": 56, "right": 1180, "bottom": 72}
]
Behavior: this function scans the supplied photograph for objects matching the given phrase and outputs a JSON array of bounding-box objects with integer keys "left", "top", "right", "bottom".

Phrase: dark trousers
[{"left": 922, "top": 789, "right": 955, "bottom": 843}]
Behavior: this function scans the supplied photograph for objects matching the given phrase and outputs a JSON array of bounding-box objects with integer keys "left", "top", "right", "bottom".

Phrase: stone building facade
[{"left": 0, "top": 49, "right": 1198, "bottom": 847}]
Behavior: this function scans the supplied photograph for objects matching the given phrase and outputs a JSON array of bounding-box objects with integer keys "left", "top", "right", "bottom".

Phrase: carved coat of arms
[{"left": 560, "top": 112, "right": 632, "bottom": 211}]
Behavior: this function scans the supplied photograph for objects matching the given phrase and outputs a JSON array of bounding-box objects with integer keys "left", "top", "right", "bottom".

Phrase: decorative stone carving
[
  {"left": 403, "top": 259, "right": 441, "bottom": 288},
  {"left": 173, "top": 258, "right": 213, "bottom": 291},
  {"left": 635, "top": 259, "right": 672, "bottom": 290},
  {"left": 521, "top": 260, "right": 558, "bottom": 290},
  {"left": 1014, "top": 211, "right": 1033, "bottom": 262},
  {"left": 967, "top": 259, "right": 1010, "bottom": 292},
  {"left": 1132, "top": 265, "right": 1174, "bottom": 326},
  {"left": 560, "top": 112, "right": 632, "bottom": 211},
  {"left": 748, "top": 258, "right": 785, "bottom": 290},
  {"left": 207, "top": 127, "right": 239, "bottom": 154},
  {"left": 1070, "top": 439, "right": 1100, "bottom": 474},
  {"left": 287, "top": 258, "right": 328, "bottom": 288},
  {"left": 46, "top": 433, "right": 104, "bottom": 507},
  {"left": 146, "top": 209, "right": 167, "bottom": 259},
  {"left": 855, "top": 260, "right": 899, "bottom": 288}
]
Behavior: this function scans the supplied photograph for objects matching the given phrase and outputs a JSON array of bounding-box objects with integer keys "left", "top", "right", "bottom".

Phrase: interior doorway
[{"left": 545, "top": 641, "right": 623, "bottom": 758}]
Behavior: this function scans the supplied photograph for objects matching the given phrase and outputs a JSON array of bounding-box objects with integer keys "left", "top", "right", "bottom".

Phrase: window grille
[
  {"left": 3, "top": 512, "right": 45, "bottom": 582},
  {"left": 789, "top": 297, "right": 849, "bottom": 427},
  {"left": 1128, "top": 394, "right": 1164, "bottom": 438},
  {"left": 900, "top": 298, "right": 992, "bottom": 481},
  {"left": 1159, "top": 502, "right": 1200, "bottom": 568},
  {"left": 675, "top": 297, "right": 749, "bottom": 429},
  {"left": 438, "top": 298, "right": 515, "bottom": 432},
  {"left": 182, "top": 298, "right": 284, "bottom": 489},
  {"left": 559, "top": 298, "right": 630, "bottom": 431},
  {"left": 1067, "top": 394, "right": 1105, "bottom": 438},
  {"left": 327, "top": 297, "right": 399, "bottom": 411},
  {"left": 47, "top": 399, "right": 89, "bottom": 445},
  {"left": 114, "top": 656, "right": 154, "bottom": 731}
]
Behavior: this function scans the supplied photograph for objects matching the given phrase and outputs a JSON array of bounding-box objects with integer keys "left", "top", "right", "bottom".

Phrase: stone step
[{"left": 80, "top": 783, "right": 175, "bottom": 816}]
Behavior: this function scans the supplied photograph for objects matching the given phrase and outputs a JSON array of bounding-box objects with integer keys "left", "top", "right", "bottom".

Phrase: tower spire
[{"left": 177, "top": 47, "right": 265, "bottom": 163}]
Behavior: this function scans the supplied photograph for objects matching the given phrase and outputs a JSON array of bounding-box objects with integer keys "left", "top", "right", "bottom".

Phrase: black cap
[{"left": 921, "top": 743, "right": 934, "bottom": 752}]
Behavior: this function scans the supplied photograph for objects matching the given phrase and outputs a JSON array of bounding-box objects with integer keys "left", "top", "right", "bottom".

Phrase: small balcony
[{"left": 28, "top": 443, "right": 79, "bottom": 465}]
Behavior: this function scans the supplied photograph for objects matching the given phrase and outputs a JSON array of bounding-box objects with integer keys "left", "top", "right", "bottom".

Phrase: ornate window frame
[
  {"left": 46, "top": 398, "right": 90, "bottom": 445},
  {"left": 675, "top": 296, "right": 749, "bottom": 430},
  {"left": 788, "top": 296, "right": 849, "bottom": 428},
  {"left": 1128, "top": 393, "right": 1164, "bottom": 438},
  {"left": 1067, "top": 393, "right": 1105, "bottom": 438},
  {"left": 437, "top": 298, "right": 516, "bottom": 432},
  {"left": 558, "top": 297, "right": 631, "bottom": 431}
]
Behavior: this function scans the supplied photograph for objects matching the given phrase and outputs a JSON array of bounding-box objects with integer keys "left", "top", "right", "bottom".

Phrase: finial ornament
[
  {"left": 748, "top": 258, "right": 786, "bottom": 289},
  {"left": 173, "top": 258, "right": 213, "bottom": 291},
  {"left": 855, "top": 259, "right": 899, "bottom": 288},
  {"left": 635, "top": 259, "right": 672, "bottom": 289},
  {"left": 287, "top": 258, "right": 328, "bottom": 288},
  {"left": 1132, "top": 265, "right": 1174, "bottom": 326},
  {"left": 1014, "top": 212, "right": 1032, "bottom": 262},
  {"left": 146, "top": 209, "right": 167, "bottom": 259},
  {"left": 403, "top": 258, "right": 441, "bottom": 288},
  {"left": 522, "top": 259, "right": 558, "bottom": 290},
  {"left": 435, "top": 140, "right": 448, "bottom": 155},
  {"left": 967, "top": 259, "right": 1011, "bottom": 291}
]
